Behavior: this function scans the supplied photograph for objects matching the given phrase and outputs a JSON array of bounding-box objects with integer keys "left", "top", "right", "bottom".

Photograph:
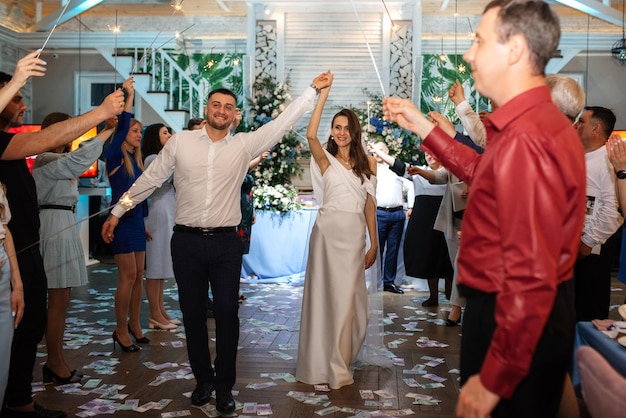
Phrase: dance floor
[{"left": 29, "top": 260, "right": 626, "bottom": 417}]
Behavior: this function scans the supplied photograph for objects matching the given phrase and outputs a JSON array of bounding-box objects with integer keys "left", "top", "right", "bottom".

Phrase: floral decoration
[
  {"left": 248, "top": 76, "right": 309, "bottom": 213},
  {"left": 347, "top": 89, "right": 424, "bottom": 165},
  {"left": 253, "top": 184, "right": 302, "bottom": 214}
]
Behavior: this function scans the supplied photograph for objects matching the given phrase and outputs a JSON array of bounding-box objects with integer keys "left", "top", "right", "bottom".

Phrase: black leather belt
[
  {"left": 40, "top": 204, "right": 76, "bottom": 213},
  {"left": 173, "top": 224, "right": 236, "bottom": 236},
  {"left": 376, "top": 206, "right": 403, "bottom": 212}
]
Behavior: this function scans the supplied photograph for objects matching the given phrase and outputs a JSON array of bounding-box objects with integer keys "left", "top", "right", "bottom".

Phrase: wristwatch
[{"left": 617, "top": 170, "right": 626, "bottom": 179}]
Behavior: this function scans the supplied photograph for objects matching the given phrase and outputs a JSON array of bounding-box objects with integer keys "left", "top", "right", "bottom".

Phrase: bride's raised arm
[{"left": 306, "top": 71, "right": 334, "bottom": 175}]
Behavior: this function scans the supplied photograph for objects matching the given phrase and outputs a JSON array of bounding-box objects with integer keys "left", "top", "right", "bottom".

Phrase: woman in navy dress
[{"left": 103, "top": 77, "right": 148, "bottom": 352}]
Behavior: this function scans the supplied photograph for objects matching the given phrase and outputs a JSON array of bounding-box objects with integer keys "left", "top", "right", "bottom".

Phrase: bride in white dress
[{"left": 296, "top": 71, "right": 379, "bottom": 389}]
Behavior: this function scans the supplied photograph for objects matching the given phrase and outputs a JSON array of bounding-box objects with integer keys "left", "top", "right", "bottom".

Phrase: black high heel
[
  {"left": 112, "top": 330, "right": 141, "bottom": 352},
  {"left": 128, "top": 324, "right": 150, "bottom": 344},
  {"left": 42, "top": 364, "right": 83, "bottom": 385}
]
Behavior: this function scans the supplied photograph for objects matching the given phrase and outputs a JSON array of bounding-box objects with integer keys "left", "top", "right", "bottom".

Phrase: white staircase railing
[{"left": 97, "top": 47, "right": 208, "bottom": 132}]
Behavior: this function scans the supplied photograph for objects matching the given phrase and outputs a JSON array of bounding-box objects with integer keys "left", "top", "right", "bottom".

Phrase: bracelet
[{"left": 310, "top": 83, "right": 321, "bottom": 95}]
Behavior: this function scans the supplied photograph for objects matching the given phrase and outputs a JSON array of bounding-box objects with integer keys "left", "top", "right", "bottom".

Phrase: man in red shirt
[{"left": 383, "top": 1, "right": 586, "bottom": 417}]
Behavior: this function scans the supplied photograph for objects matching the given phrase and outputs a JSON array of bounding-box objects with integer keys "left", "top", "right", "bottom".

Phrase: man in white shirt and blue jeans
[
  {"left": 371, "top": 141, "right": 414, "bottom": 294},
  {"left": 102, "top": 73, "right": 331, "bottom": 414}
]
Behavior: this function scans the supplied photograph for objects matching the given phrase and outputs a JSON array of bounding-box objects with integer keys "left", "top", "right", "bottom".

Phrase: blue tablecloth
[
  {"left": 240, "top": 208, "right": 425, "bottom": 290},
  {"left": 241, "top": 208, "right": 317, "bottom": 283},
  {"left": 571, "top": 321, "right": 626, "bottom": 396}
]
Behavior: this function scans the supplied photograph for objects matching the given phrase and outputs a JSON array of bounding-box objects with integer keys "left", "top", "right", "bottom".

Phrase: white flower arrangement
[{"left": 252, "top": 184, "right": 302, "bottom": 214}]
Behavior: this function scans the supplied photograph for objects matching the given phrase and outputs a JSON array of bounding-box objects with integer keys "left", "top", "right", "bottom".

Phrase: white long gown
[{"left": 296, "top": 151, "right": 377, "bottom": 389}]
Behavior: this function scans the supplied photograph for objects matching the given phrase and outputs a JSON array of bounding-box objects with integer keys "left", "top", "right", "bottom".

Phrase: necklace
[{"left": 337, "top": 156, "right": 351, "bottom": 167}]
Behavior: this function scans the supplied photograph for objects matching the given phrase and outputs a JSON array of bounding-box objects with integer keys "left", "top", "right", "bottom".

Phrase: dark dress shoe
[
  {"left": 1, "top": 402, "right": 66, "bottom": 418},
  {"left": 191, "top": 382, "right": 213, "bottom": 406},
  {"left": 215, "top": 390, "right": 235, "bottom": 414},
  {"left": 384, "top": 283, "right": 404, "bottom": 294}
]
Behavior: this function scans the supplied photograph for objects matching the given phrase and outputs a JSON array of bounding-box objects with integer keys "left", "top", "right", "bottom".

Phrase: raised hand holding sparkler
[
  {"left": 10, "top": 50, "right": 47, "bottom": 87},
  {"left": 0, "top": 50, "right": 47, "bottom": 112},
  {"left": 382, "top": 97, "right": 435, "bottom": 139}
]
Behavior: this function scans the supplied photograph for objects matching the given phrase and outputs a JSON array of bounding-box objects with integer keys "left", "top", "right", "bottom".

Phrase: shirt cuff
[
  {"left": 580, "top": 234, "right": 598, "bottom": 250},
  {"left": 111, "top": 205, "right": 126, "bottom": 218},
  {"left": 421, "top": 126, "right": 454, "bottom": 158},
  {"left": 304, "top": 86, "right": 318, "bottom": 101},
  {"left": 456, "top": 100, "right": 471, "bottom": 114},
  {"left": 480, "top": 350, "right": 527, "bottom": 400}
]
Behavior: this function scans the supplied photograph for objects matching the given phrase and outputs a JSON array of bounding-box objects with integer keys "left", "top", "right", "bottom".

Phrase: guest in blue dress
[{"left": 102, "top": 78, "right": 148, "bottom": 352}]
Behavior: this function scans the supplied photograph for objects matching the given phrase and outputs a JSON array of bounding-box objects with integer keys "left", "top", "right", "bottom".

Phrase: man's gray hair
[{"left": 546, "top": 74, "right": 585, "bottom": 122}]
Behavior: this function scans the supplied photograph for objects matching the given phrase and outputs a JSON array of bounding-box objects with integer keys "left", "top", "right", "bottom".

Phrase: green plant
[{"left": 420, "top": 54, "right": 489, "bottom": 125}]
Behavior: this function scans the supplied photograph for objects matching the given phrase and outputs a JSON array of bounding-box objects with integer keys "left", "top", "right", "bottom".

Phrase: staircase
[{"left": 97, "top": 47, "right": 209, "bottom": 132}]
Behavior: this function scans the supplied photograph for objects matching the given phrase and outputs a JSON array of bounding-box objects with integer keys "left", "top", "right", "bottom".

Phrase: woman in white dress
[
  {"left": 296, "top": 71, "right": 378, "bottom": 389},
  {"left": 140, "top": 123, "right": 179, "bottom": 330},
  {"left": 33, "top": 112, "right": 113, "bottom": 383}
]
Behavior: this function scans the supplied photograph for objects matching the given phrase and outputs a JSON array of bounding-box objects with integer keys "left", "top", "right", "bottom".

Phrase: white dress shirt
[
  {"left": 582, "top": 145, "right": 623, "bottom": 254},
  {"left": 111, "top": 87, "right": 317, "bottom": 227},
  {"left": 375, "top": 163, "right": 414, "bottom": 209},
  {"left": 455, "top": 100, "right": 486, "bottom": 148}
]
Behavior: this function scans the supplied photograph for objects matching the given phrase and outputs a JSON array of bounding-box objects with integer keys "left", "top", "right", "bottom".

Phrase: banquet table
[
  {"left": 240, "top": 207, "right": 424, "bottom": 288},
  {"left": 241, "top": 208, "right": 318, "bottom": 283},
  {"left": 571, "top": 321, "right": 626, "bottom": 396}
]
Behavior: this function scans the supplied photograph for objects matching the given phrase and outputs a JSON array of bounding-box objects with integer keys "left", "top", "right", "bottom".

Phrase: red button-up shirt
[{"left": 422, "top": 86, "right": 586, "bottom": 399}]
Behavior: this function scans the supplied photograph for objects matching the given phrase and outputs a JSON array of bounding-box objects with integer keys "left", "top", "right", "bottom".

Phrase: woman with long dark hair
[
  {"left": 296, "top": 71, "right": 379, "bottom": 389},
  {"left": 141, "top": 123, "right": 179, "bottom": 330}
]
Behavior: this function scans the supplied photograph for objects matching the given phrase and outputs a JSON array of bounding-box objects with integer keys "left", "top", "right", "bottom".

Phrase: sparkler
[{"left": 37, "top": 0, "right": 73, "bottom": 58}]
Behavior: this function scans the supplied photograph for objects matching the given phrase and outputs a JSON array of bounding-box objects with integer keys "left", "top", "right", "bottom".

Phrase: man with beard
[{"left": 102, "top": 73, "right": 331, "bottom": 414}]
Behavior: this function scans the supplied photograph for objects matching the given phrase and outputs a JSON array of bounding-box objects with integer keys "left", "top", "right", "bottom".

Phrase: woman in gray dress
[
  {"left": 140, "top": 123, "right": 179, "bottom": 330},
  {"left": 33, "top": 113, "right": 113, "bottom": 384}
]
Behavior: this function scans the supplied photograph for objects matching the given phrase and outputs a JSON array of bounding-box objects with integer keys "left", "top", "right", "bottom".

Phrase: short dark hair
[
  {"left": 585, "top": 106, "right": 616, "bottom": 138},
  {"left": 187, "top": 117, "right": 204, "bottom": 130},
  {"left": 484, "top": 0, "right": 560, "bottom": 75},
  {"left": 207, "top": 88, "right": 237, "bottom": 104},
  {"left": 141, "top": 123, "right": 169, "bottom": 160},
  {"left": 0, "top": 71, "right": 11, "bottom": 86}
]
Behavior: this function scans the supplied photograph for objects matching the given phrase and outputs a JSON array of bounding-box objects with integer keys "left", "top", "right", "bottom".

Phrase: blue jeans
[
  {"left": 0, "top": 245, "right": 13, "bottom": 408},
  {"left": 376, "top": 209, "right": 406, "bottom": 285}
]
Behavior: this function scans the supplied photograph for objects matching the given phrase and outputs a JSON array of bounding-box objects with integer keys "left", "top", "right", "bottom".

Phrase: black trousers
[
  {"left": 171, "top": 230, "right": 243, "bottom": 391},
  {"left": 574, "top": 234, "right": 619, "bottom": 322},
  {"left": 4, "top": 246, "right": 47, "bottom": 408},
  {"left": 460, "top": 280, "right": 575, "bottom": 418}
]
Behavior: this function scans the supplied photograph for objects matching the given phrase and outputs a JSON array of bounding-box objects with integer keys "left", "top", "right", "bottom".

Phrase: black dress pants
[
  {"left": 574, "top": 234, "right": 619, "bottom": 322},
  {"left": 171, "top": 230, "right": 243, "bottom": 391},
  {"left": 4, "top": 246, "right": 47, "bottom": 408},
  {"left": 459, "top": 280, "right": 575, "bottom": 418}
]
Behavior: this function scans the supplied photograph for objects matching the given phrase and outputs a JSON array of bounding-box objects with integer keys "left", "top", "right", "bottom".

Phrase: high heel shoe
[
  {"left": 148, "top": 318, "right": 178, "bottom": 330},
  {"left": 128, "top": 324, "right": 150, "bottom": 344},
  {"left": 444, "top": 317, "right": 461, "bottom": 326},
  {"left": 112, "top": 330, "right": 141, "bottom": 352},
  {"left": 42, "top": 364, "right": 83, "bottom": 385},
  {"left": 168, "top": 319, "right": 182, "bottom": 325}
]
